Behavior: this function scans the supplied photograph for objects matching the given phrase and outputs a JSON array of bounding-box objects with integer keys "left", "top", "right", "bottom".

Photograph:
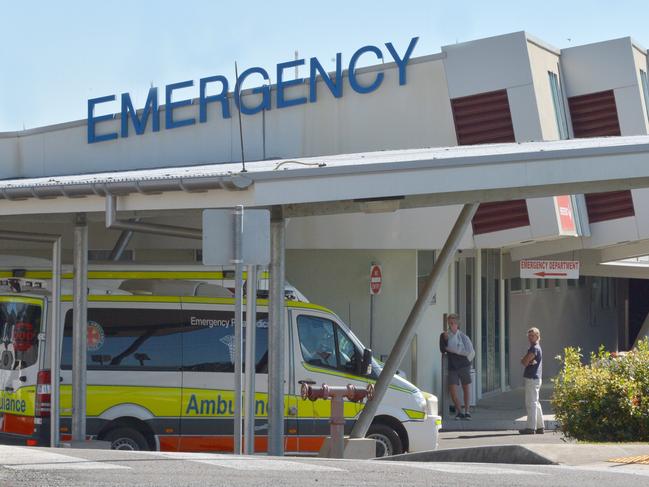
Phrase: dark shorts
[{"left": 448, "top": 366, "right": 472, "bottom": 386}]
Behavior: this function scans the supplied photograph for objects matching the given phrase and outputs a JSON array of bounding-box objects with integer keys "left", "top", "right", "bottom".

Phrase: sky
[{"left": 2, "top": 0, "right": 649, "bottom": 131}]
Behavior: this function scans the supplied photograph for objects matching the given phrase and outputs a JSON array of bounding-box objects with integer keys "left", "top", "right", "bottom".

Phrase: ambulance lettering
[
  {"left": 185, "top": 393, "right": 267, "bottom": 416},
  {"left": 0, "top": 392, "right": 27, "bottom": 414}
]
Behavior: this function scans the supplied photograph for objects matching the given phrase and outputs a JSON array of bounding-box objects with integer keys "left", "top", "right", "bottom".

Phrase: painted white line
[
  {"left": 389, "top": 461, "right": 546, "bottom": 476},
  {"left": 134, "top": 451, "right": 344, "bottom": 471},
  {"left": 0, "top": 446, "right": 130, "bottom": 471}
]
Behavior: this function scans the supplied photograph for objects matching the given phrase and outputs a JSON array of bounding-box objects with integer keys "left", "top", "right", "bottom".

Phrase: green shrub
[{"left": 552, "top": 338, "right": 649, "bottom": 441}]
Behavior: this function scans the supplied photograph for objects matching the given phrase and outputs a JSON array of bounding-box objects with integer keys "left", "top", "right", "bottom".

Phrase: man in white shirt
[{"left": 440, "top": 314, "right": 475, "bottom": 420}]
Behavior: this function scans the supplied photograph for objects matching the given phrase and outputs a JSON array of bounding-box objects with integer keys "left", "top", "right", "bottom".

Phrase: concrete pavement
[{"left": 3, "top": 445, "right": 649, "bottom": 486}]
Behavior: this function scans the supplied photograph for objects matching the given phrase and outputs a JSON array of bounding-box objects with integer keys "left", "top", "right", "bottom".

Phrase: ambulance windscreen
[{"left": 0, "top": 300, "right": 42, "bottom": 370}]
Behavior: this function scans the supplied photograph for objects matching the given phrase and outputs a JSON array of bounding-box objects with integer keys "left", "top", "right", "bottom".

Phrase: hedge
[{"left": 552, "top": 339, "right": 649, "bottom": 441}]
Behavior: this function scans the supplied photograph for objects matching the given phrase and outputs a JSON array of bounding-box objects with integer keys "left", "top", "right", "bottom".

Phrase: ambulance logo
[{"left": 87, "top": 321, "right": 105, "bottom": 352}]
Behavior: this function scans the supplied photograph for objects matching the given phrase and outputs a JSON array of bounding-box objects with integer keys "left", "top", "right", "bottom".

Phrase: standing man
[
  {"left": 439, "top": 314, "right": 475, "bottom": 420},
  {"left": 520, "top": 327, "right": 544, "bottom": 434}
]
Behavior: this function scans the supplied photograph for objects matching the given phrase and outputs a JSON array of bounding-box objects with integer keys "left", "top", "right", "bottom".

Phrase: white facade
[{"left": 2, "top": 31, "right": 649, "bottom": 401}]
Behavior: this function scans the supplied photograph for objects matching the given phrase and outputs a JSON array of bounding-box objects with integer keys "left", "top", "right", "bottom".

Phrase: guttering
[
  {"left": 105, "top": 194, "right": 202, "bottom": 240},
  {"left": 0, "top": 174, "right": 252, "bottom": 201}
]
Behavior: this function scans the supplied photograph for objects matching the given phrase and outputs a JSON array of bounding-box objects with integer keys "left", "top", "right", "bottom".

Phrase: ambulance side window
[
  {"left": 297, "top": 315, "right": 360, "bottom": 373},
  {"left": 61, "top": 308, "right": 183, "bottom": 371},
  {"left": 181, "top": 311, "right": 269, "bottom": 373}
]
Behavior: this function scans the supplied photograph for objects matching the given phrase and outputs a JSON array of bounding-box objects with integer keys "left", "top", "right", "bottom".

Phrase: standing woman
[{"left": 519, "top": 327, "right": 544, "bottom": 434}]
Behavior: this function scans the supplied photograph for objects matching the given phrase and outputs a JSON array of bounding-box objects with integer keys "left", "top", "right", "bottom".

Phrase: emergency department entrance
[{"left": 4, "top": 29, "right": 649, "bottom": 453}]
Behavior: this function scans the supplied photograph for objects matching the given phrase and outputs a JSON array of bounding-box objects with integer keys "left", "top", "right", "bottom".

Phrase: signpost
[
  {"left": 369, "top": 264, "right": 382, "bottom": 349},
  {"left": 370, "top": 264, "right": 382, "bottom": 295},
  {"left": 202, "top": 207, "right": 270, "bottom": 455},
  {"left": 520, "top": 259, "right": 580, "bottom": 279}
]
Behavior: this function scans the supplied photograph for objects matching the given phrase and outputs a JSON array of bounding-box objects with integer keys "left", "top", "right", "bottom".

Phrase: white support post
[
  {"left": 72, "top": 215, "right": 88, "bottom": 442},
  {"left": 499, "top": 249, "right": 507, "bottom": 391},
  {"left": 268, "top": 212, "right": 286, "bottom": 456},
  {"left": 244, "top": 265, "right": 258, "bottom": 455},
  {"left": 233, "top": 206, "right": 244, "bottom": 455},
  {"left": 474, "top": 249, "right": 482, "bottom": 401},
  {"left": 50, "top": 237, "right": 62, "bottom": 447}
]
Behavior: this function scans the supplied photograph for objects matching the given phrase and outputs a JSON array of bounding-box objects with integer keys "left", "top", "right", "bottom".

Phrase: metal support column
[
  {"left": 268, "top": 210, "right": 286, "bottom": 456},
  {"left": 499, "top": 249, "right": 507, "bottom": 391},
  {"left": 72, "top": 215, "right": 88, "bottom": 442},
  {"left": 244, "top": 265, "right": 258, "bottom": 454},
  {"left": 474, "top": 249, "right": 482, "bottom": 401},
  {"left": 233, "top": 206, "right": 244, "bottom": 455},
  {"left": 351, "top": 203, "right": 479, "bottom": 439},
  {"left": 50, "top": 237, "right": 62, "bottom": 447}
]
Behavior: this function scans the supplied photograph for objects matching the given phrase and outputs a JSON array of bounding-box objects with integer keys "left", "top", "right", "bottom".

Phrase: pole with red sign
[{"left": 369, "top": 264, "right": 382, "bottom": 350}]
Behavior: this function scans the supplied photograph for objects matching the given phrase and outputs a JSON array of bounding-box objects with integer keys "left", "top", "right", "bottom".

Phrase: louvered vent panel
[
  {"left": 585, "top": 191, "right": 635, "bottom": 224},
  {"left": 568, "top": 90, "right": 621, "bottom": 138},
  {"left": 568, "top": 90, "right": 633, "bottom": 222},
  {"left": 472, "top": 200, "right": 531, "bottom": 235},
  {"left": 451, "top": 90, "right": 529, "bottom": 234},
  {"left": 451, "top": 90, "right": 516, "bottom": 145}
]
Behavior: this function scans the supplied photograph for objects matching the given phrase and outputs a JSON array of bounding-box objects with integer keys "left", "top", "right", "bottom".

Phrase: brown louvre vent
[
  {"left": 568, "top": 90, "right": 633, "bottom": 223},
  {"left": 568, "top": 90, "right": 621, "bottom": 138},
  {"left": 450, "top": 90, "right": 529, "bottom": 234},
  {"left": 472, "top": 200, "right": 531, "bottom": 235},
  {"left": 450, "top": 90, "right": 516, "bottom": 145},
  {"left": 585, "top": 191, "right": 635, "bottom": 224}
]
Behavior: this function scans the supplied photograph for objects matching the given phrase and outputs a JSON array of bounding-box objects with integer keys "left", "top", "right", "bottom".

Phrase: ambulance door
[
  {"left": 292, "top": 310, "right": 366, "bottom": 454},
  {"left": 180, "top": 300, "right": 295, "bottom": 454},
  {"left": 0, "top": 296, "right": 43, "bottom": 439}
]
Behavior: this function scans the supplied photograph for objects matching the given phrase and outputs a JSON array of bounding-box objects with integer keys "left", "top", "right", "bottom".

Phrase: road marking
[
  {"left": 388, "top": 461, "right": 546, "bottom": 476},
  {"left": 135, "top": 451, "right": 344, "bottom": 471},
  {"left": 0, "top": 446, "right": 130, "bottom": 470}
]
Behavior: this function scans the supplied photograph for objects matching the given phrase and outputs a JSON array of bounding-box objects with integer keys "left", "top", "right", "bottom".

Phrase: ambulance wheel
[
  {"left": 366, "top": 424, "right": 403, "bottom": 457},
  {"left": 105, "top": 427, "right": 149, "bottom": 451}
]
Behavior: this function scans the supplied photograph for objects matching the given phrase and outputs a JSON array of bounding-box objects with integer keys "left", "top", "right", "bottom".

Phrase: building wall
[
  {"left": 527, "top": 40, "right": 563, "bottom": 141},
  {"left": 442, "top": 31, "right": 544, "bottom": 143},
  {"left": 508, "top": 277, "right": 620, "bottom": 388},
  {"left": 0, "top": 56, "right": 457, "bottom": 179},
  {"left": 285, "top": 249, "right": 449, "bottom": 395}
]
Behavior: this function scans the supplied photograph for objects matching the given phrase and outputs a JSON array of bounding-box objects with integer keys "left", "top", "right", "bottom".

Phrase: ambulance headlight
[
  {"left": 415, "top": 392, "right": 426, "bottom": 411},
  {"left": 426, "top": 395, "right": 438, "bottom": 417}
]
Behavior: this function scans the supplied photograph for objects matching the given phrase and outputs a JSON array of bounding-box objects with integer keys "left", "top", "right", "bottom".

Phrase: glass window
[
  {"left": 641, "top": 70, "right": 649, "bottom": 124},
  {"left": 182, "top": 311, "right": 269, "bottom": 373},
  {"left": 336, "top": 326, "right": 357, "bottom": 374},
  {"left": 509, "top": 278, "right": 522, "bottom": 293},
  {"left": 297, "top": 315, "right": 337, "bottom": 368},
  {"left": 62, "top": 307, "right": 183, "bottom": 371},
  {"left": 297, "top": 315, "right": 361, "bottom": 373},
  {"left": 548, "top": 71, "right": 569, "bottom": 139},
  {"left": 0, "top": 300, "right": 42, "bottom": 370}
]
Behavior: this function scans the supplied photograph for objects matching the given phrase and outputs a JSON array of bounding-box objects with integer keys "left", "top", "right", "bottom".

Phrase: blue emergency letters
[{"left": 87, "top": 37, "right": 419, "bottom": 143}]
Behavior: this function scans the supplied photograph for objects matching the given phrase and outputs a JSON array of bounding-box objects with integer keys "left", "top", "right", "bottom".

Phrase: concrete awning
[{"left": 2, "top": 135, "right": 649, "bottom": 216}]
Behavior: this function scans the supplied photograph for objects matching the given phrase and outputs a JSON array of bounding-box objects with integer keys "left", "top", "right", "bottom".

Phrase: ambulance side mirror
[{"left": 357, "top": 348, "right": 372, "bottom": 376}]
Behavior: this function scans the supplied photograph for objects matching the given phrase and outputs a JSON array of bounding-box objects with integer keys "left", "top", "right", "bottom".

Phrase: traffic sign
[
  {"left": 520, "top": 260, "right": 580, "bottom": 279},
  {"left": 202, "top": 209, "right": 270, "bottom": 265},
  {"left": 370, "top": 264, "right": 382, "bottom": 295}
]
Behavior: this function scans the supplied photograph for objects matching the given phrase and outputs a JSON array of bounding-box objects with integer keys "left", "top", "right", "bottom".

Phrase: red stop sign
[{"left": 370, "top": 265, "right": 382, "bottom": 295}]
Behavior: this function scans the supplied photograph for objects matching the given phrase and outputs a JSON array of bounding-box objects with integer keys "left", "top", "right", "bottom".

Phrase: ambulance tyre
[
  {"left": 105, "top": 427, "right": 149, "bottom": 451},
  {"left": 366, "top": 423, "right": 403, "bottom": 457}
]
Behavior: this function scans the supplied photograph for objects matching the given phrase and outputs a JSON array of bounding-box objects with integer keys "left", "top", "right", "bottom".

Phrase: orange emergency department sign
[{"left": 520, "top": 260, "right": 580, "bottom": 279}]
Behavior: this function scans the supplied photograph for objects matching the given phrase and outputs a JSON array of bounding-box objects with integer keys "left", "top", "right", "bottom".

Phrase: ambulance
[{"left": 0, "top": 266, "right": 441, "bottom": 456}]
